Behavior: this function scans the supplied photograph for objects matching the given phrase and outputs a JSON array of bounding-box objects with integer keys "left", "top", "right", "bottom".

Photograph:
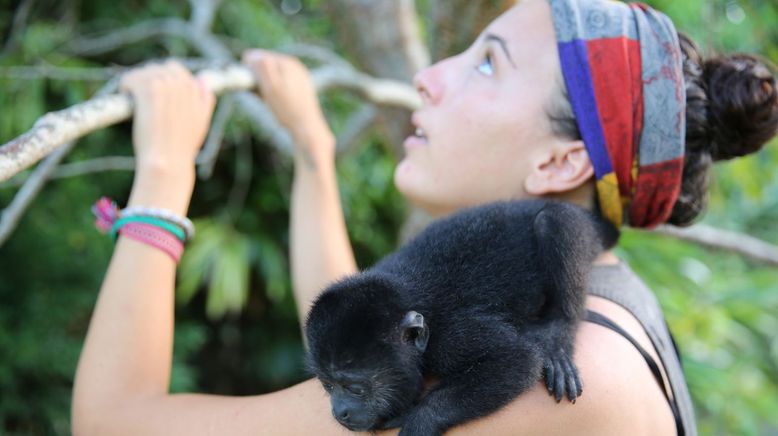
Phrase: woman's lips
[
  {"left": 403, "top": 134, "right": 427, "bottom": 151},
  {"left": 405, "top": 116, "right": 428, "bottom": 151}
]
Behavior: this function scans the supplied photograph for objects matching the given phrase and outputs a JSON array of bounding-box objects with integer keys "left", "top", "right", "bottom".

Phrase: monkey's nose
[{"left": 333, "top": 404, "right": 351, "bottom": 423}]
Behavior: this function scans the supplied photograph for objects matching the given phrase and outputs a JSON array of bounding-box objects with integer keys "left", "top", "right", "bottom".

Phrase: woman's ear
[{"left": 524, "top": 140, "right": 594, "bottom": 195}]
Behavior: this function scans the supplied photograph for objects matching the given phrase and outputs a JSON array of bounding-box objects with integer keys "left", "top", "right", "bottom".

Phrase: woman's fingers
[
  {"left": 240, "top": 49, "right": 320, "bottom": 123},
  {"left": 241, "top": 49, "right": 300, "bottom": 97},
  {"left": 118, "top": 60, "right": 217, "bottom": 170},
  {"left": 242, "top": 49, "right": 266, "bottom": 96},
  {"left": 239, "top": 48, "right": 334, "bottom": 161}
]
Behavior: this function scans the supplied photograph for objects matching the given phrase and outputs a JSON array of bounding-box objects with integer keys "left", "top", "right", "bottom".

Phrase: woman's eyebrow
[{"left": 484, "top": 32, "right": 517, "bottom": 69}]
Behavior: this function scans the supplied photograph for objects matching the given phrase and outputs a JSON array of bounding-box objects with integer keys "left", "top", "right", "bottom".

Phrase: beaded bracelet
[
  {"left": 121, "top": 205, "right": 195, "bottom": 241},
  {"left": 118, "top": 222, "right": 184, "bottom": 263}
]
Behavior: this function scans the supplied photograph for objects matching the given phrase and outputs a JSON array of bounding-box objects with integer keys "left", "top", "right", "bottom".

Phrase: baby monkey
[{"left": 305, "top": 199, "right": 619, "bottom": 436}]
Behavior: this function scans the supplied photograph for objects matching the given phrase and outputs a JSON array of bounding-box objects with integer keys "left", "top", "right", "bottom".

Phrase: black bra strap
[{"left": 584, "top": 310, "right": 685, "bottom": 436}]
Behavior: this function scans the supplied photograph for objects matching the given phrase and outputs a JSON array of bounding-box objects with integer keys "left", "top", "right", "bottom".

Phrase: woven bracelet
[
  {"left": 110, "top": 216, "right": 186, "bottom": 243},
  {"left": 118, "top": 222, "right": 184, "bottom": 263}
]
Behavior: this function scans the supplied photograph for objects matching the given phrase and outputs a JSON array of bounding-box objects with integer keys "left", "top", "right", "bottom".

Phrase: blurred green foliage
[{"left": 0, "top": 0, "right": 776, "bottom": 435}]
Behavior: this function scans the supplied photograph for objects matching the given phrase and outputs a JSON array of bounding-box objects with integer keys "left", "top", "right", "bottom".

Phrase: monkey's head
[{"left": 304, "top": 273, "right": 429, "bottom": 431}]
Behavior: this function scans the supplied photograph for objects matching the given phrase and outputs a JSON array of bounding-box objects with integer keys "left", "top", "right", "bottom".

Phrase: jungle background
[{"left": 0, "top": 0, "right": 777, "bottom": 434}]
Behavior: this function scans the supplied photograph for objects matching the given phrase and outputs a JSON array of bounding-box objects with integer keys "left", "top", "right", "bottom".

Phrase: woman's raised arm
[
  {"left": 70, "top": 60, "right": 215, "bottom": 432},
  {"left": 242, "top": 50, "right": 358, "bottom": 325},
  {"left": 70, "top": 55, "right": 358, "bottom": 434}
]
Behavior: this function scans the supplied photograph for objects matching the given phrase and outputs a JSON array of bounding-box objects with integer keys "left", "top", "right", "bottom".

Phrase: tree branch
[
  {"left": 0, "top": 78, "right": 121, "bottom": 246},
  {"left": 197, "top": 94, "right": 236, "bottom": 180},
  {"left": 336, "top": 103, "right": 378, "bottom": 156},
  {"left": 226, "top": 133, "right": 252, "bottom": 224},
  {"left": 0, "top": 63, "right": 246, "bottom": 182},
  {"left": 651, "top": 224, "right": 778, "bottom": 267},
  {"left": 68, "top": 19, "right": 180, "bottom": 56},
  {"left": 68, "top": 16, "right": 234, "bottom": 61},
  {"left": 63, "top": 12, "right": 421, "bottom": 163},
  {"left": 188, "top": 0, "right": 222, "bottom": 33},
  {"left": 2, "top": 0, "right": 35, "bottom": 55},
  {"left": 0, "top": 156, "right": 136, "bottom": 189},
  {"left": 0, "top": 63, "right": 419, "bottom": 182},
  {"left": 279, "top": 42, "right": 354, "bottom": 69},
  {"left": 0, "top": 65, "right": 121, "bottom": 81},
  {"left": 0, "top": 59, "right": 214, "bottom": 82}
]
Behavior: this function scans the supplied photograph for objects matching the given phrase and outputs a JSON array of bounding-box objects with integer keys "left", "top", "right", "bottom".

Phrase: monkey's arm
[
  {"left": 290, "top": 124, "right": 357, "bottom": 326},
  {"left": 398, "top": 322, "right": 542, "bottom": 436},
  {"left": 443, "top": 312, "right": 676, "bottom": 436}
]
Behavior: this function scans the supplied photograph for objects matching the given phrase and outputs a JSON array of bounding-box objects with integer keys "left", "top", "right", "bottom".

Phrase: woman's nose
[{"left": 413, "top": 63, "right": 443, "bottom": 106}]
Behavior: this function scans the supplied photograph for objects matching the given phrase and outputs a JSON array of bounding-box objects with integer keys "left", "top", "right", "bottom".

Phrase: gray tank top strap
[{"left": 587, "top": 262, "right": 697, "bottom": 436}]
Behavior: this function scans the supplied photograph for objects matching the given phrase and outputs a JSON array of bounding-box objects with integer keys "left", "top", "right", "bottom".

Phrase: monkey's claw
[{"left": 543, "top": 350, "right": 582, "bottom": 403}]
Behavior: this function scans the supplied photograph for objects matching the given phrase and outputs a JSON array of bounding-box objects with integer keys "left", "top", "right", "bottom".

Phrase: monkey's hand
[
  {"left": 543, "top": 348, "right": 583, "bottom": 403},
  {"left": 374, "top": 376, "right": 439, "bottom": 430},
  {"left": 374, "top": 413, "right": 407, "bottom": 430}
]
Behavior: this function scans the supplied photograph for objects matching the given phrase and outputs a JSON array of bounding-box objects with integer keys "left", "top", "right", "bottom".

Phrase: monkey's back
[
  {"left": 372, "top": 199, "right": 616, "bottom": 373},
  {"left": 375, "top": 200, "right": 586, "bottom": 314}
]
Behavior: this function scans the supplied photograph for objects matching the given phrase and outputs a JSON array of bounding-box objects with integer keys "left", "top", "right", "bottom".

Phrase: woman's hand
[
  {"left": 241, "top": 51, "right": 355, "bottom": 322},
  {"left": 241, "top": 49, "right": 335, "bottom": 163},
  {"left": 120, "top": 60, "right": 216, "bottom": 214},
  {"left": 119, "top": 60, "right": 217, "bottom": 173}
]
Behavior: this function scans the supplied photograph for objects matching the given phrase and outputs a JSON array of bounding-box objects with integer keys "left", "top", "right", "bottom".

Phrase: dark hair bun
[
  {"left": 668, "top": 35, "right": 778, "bottom": 226},
  {"left": 704, "top": 53, "right": 778, "bottom": 161}
]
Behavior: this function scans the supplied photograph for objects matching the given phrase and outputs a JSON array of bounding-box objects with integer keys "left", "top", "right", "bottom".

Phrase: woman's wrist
[
  {"left": 127, "top": 164, "right": 196, "bottom": 216},
  {"left": 291, "top": 118, "right": 336, "bottom": 169}
]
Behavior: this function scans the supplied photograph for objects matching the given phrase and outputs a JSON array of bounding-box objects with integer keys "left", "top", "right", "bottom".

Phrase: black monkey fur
[{"left": 304, "top": 199, "right": 619, "bottom": 436}]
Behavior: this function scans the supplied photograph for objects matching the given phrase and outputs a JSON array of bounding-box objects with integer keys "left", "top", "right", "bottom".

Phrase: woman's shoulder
[
  {"left": 439, "top": 304, "right": 676, "bottom": 436},
  {"left": 193, "top": 303, "right": 675, "bottom": 436},
  {"left": 245, "top": 268, "right": 678, "bottom": 436}
]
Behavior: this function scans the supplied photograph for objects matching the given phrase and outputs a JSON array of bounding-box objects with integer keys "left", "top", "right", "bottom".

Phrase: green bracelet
[{"left": 110, "top": 216, "right": 187, "bottom": 243}]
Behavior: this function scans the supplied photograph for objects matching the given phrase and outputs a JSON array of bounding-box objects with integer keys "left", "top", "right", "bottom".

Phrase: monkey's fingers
[
  {"left": 543, "top": 350, "right": 582, "bottom": 403},
  {"left": 552, "top": 360, "right": 566, "bottom": 402},
  {"left": 562, "top": 357, "right": 583, "bottom": 403},
  {"left": 543, "top": 360, "right": 566, "bottom": 402},
  {"left": 543, "top": 361, "right": 557, "bottom": 396}
]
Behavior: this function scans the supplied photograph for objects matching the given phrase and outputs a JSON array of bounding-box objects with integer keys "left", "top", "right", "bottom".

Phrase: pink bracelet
[{"left": 118, "top": 222, "right": 184, "bottom": 264}]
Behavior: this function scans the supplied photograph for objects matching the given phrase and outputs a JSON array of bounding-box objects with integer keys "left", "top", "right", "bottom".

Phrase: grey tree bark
[{"left": 322, "top": 0, "right": 429, "bottom": 158}]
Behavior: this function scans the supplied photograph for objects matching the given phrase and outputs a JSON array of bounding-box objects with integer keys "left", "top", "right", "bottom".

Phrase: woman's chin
[
  {"left": 393, "top": 158, "right": 415, "bottom": 193},
  {"left": 393, "top": 160, "right": 457, "bottom": 217},
  {"left": 395, "top": 160, "right": 429, "bottom": 199}
]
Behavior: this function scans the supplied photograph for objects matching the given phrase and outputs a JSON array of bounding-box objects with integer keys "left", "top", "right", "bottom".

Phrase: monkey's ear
[{"left": 400, "top": 311, "right": 429, "bottom": 352}]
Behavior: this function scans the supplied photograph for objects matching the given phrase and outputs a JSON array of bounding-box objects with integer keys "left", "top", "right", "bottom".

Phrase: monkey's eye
[
  {"left": 345, "top": 384, "right": 366, "bottom": 397},
  {"left": 321, "top": 381, "right": 335, "bottom": 392}
]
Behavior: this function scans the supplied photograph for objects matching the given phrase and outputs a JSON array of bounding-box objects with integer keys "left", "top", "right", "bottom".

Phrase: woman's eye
[{"left": 476, "top": 50, "right": 494, "bottom": 76}]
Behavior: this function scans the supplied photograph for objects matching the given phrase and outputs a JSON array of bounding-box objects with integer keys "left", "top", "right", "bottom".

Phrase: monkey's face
[
  {"left": 305, "top": 275, "right": 430, "bottom": 430},
  {"left": 316, "top": 362, "right": 423, "bottom": 431},
  {"left": 307, "top": 306, "right": 429, "bottom": 430}
]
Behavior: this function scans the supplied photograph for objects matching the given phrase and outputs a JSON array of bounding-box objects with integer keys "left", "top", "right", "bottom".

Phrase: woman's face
[{"left": 394, "top": 0, "right": 565, "bottom": 217}]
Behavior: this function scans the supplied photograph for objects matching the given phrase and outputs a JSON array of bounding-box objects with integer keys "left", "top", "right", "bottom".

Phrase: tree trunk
[
  {"left": 322, "top": 0, "right": 428, "bottom": 158},
  {"left": 427, "top": 0, "right": 515, "bottom": 61}
]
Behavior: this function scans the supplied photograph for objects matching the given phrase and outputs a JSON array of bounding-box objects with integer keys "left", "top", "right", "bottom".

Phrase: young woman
[{"left": 71, "top": 0, "right": 778, "bottom": 434}]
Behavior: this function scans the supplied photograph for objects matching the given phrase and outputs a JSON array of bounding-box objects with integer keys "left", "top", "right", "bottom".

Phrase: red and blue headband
[{"left": 549, "top": 0, "right": 686, "bottom": 228}]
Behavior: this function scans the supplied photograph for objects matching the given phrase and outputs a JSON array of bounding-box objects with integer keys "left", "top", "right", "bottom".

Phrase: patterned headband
[{"left": 548, "top": 0, "right": 686, "bottom": 228}]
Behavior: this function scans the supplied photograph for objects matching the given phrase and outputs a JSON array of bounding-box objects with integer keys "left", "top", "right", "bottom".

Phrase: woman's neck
[{"left": 594, "top": 250, "right": 621, "bottom": 266}]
